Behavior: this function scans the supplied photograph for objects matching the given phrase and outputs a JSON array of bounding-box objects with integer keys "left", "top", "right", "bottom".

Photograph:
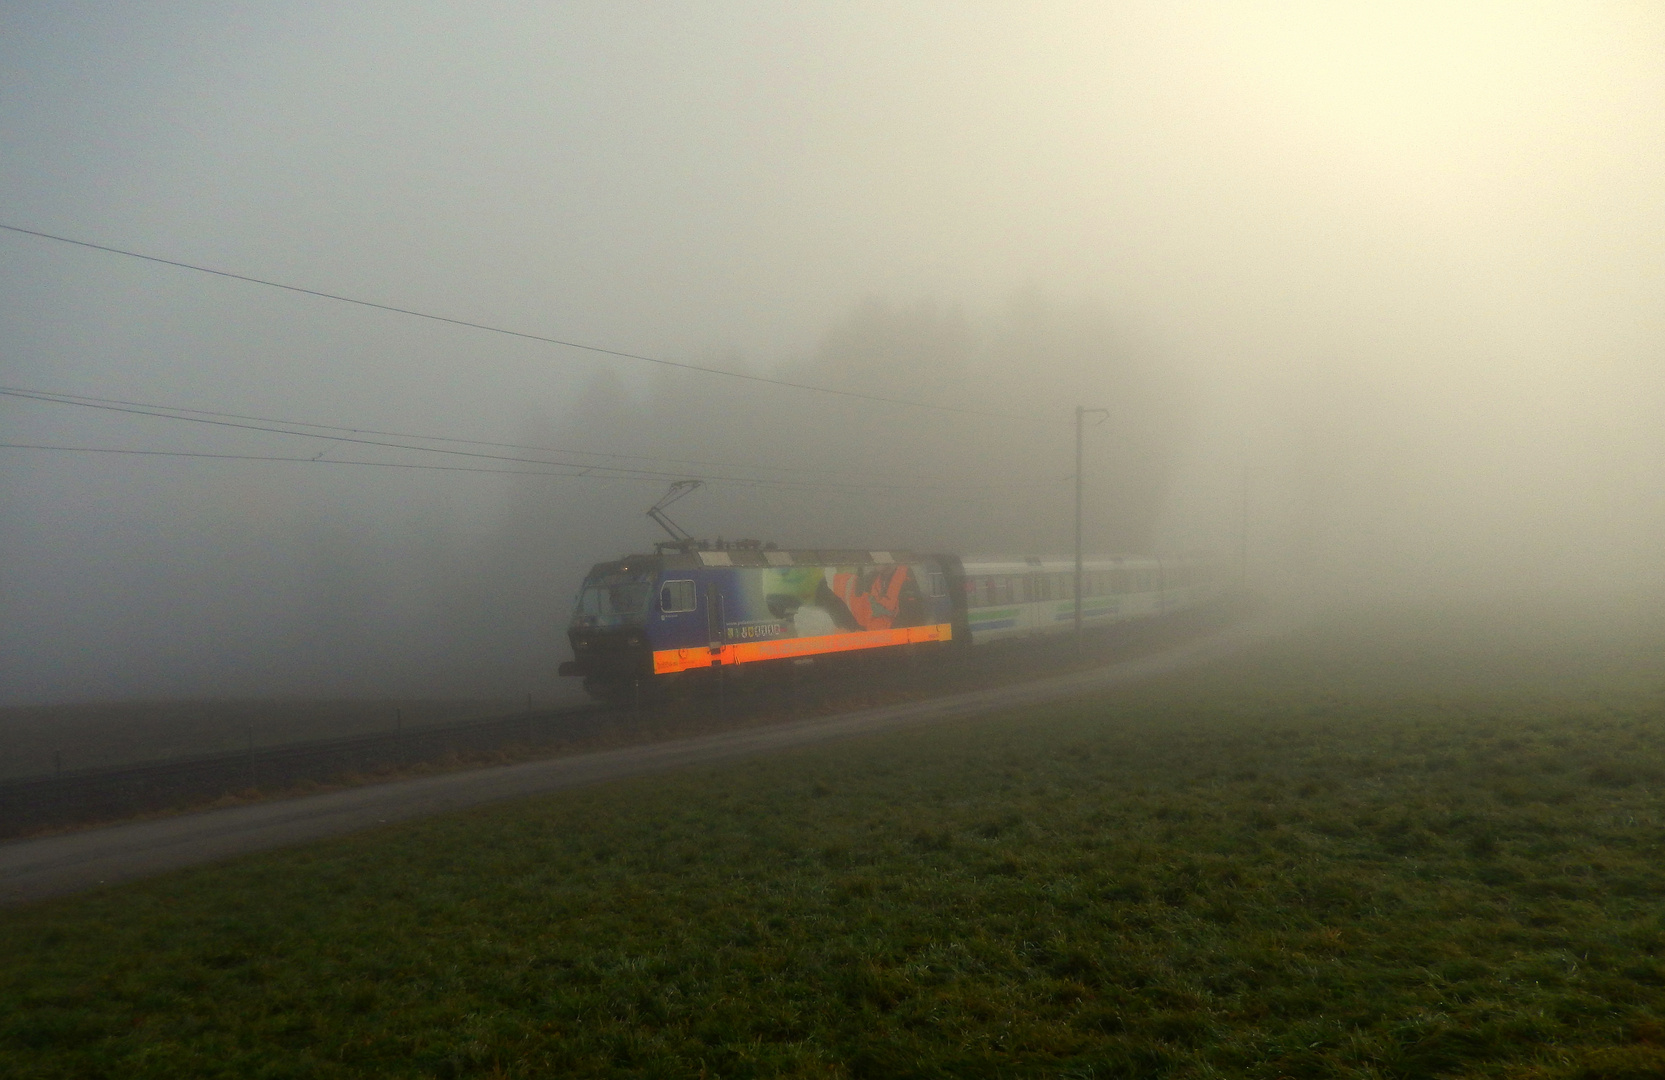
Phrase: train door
[
  {"left": 933, "top": 554, "right": 972, "bottom": 648},
  {"left": 656, "top": 575, "right": 698, "bottom": 647},
  {"left": 705, "top": 580, "right": 725, "bottom": 657}
]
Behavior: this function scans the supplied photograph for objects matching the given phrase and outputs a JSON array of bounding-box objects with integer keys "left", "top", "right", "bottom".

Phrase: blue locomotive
[{"left": 558, "top": 540, "right": 1218, "bottom": 698}]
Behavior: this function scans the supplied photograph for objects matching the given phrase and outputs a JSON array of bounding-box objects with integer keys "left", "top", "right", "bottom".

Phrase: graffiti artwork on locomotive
[{"left": 559, "top": 544, "right": 1219, "bottom": 697}]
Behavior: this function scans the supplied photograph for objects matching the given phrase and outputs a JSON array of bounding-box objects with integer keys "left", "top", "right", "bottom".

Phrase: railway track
[
  {"left": 0, "top": 599, "right": 1256, "bottom": 841},
  {"left": 0, "top": 604, "right": 1281, "bottom": 907},
  {"left": 0, "top": 702, "right": 606, "bottom": 839}
]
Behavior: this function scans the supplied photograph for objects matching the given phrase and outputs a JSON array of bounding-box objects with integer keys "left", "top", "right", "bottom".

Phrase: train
[{"left": 559, "top": 541, "right": 1221, "bottom": 699}]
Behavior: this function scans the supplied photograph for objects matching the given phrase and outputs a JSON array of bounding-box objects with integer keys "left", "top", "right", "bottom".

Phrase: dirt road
[{"left": 0, "top": 618, "right": 1280, "bottom": 907}]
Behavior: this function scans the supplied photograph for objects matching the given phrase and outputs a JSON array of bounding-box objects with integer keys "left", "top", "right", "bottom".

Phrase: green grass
[{"left": 4, "top": 609, "right": 1665, "bottom": 1078}]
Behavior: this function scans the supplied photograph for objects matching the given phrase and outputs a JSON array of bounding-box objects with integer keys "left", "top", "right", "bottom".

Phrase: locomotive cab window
[
  {"left": 573, "top": 572, "right": 653, "bottom": 626},
  {"left": 659, "top": 579, "right": 696, "bottom": 613}
]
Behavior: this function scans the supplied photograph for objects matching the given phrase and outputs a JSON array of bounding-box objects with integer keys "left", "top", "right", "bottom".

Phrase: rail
[{"left": 0, "top": 702, "right": 601, "bottom": 838}]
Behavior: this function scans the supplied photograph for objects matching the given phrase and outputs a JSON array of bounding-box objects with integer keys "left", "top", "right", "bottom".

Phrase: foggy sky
[{"left": 3, "top": 3, "right": 1662, "bottom": 704}]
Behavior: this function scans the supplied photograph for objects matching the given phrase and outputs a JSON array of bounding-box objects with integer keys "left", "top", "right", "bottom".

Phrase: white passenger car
[{"left": 959, "top": 555, "right": 1219, "bottom": 645}]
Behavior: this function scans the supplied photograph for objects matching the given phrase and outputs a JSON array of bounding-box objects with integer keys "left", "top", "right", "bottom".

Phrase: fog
[{"left": 3, "top": 3, "right": 1662, "bottom": 705}]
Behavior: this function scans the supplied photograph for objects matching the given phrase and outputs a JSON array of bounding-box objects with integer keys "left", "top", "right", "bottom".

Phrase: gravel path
[{"left": 1, "top": 618, "right": 1281, "bottom": 907}]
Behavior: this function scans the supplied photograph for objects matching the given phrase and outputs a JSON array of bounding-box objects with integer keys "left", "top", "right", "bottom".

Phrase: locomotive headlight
[{"left": 626, "top": 633, "right": 642, "bottom": 647}]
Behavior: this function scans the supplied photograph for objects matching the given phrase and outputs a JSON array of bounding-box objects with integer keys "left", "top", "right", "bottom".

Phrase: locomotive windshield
[{"left": 572, "top": 571, "right": 653, "bottom": 627}]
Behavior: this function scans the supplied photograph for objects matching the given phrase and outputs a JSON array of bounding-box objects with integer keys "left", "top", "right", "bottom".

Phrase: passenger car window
[{"left": 659, "top": 579, "right": 696, "bottom": 613}]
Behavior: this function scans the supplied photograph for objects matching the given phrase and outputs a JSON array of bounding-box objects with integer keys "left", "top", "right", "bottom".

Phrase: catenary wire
[
  {"left": 0, "top": 442, "right": 1069, "bottom": 500},
  {"left": 0, "top": 223, "right": 1053, "bottom": 424},
  {"left": 0, "top": 387, "right": 1053, "bottom": 490},
  {"left": 0, "top": 443, "right": 619, "bottom": 477},
  {"left": 0, "top": 385, "right": 863, "bottom": 477}
]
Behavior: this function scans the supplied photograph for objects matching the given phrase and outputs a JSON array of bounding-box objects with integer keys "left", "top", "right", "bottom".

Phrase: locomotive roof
[
  {"left": 959, "top": 555, "right": 1159, "bottom": 574},
  {"left": 590, "top": 550, "right": 1211, "bottom": 575},
  {"left": 603, "top": 549, "right": 924, "bottom": 572}
]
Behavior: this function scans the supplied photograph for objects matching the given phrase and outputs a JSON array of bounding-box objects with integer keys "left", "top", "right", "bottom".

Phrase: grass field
[{"left": 3, "top": 605, "right": 1664, "bottom": 1078}]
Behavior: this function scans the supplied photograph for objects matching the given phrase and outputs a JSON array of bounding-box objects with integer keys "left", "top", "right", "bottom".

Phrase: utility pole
[
  {"left": 1238, "top": 463, "right": 1265, "bottom": 592},
  {"left": 1074, "top": 405, "right": 1109, "bottom": 652},
  {"left": 1239, "top": 463, "right": 1249, "bottom": 590},
  {"left": 1075, "top": 407, "right": 1084, "bottom": 648}
]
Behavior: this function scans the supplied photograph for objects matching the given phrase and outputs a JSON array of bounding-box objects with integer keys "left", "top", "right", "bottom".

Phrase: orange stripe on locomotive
[{"left": 652, "top": 622, "right": 952, "bottom": 674}]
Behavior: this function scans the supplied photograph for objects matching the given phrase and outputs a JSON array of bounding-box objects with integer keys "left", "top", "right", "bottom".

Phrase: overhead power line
[
  {"left": 0, "top": 385, "right": 849, "bottom": 478},
  {"left": 0, "top": 386, "right": 676, "bottom": 478},
  {"left": 0, "top": 442, "right": 617, "bottom": 478},
  {"left": 0, "top": 386, "right": 1052, "bottom": 491},
  {"left": 0, "top": 442, "right": 1069, "bottom": 502},
  {"left": 0, "top": 222, "right": 1052, "bottom": 424}
]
